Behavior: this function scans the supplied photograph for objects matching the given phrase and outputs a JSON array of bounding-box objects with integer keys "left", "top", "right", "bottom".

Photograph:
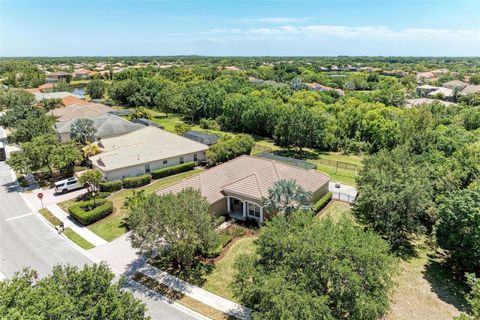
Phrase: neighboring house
[
  {"left": 38, "top": 83, "right": 54, "bottom": 92},
  {"left": 90, "top": 126, "right": 208, "bottom": 181},
  {"left": 182, "top": 131, "right": 219, "bottom": 146},
  {"left": 62, "top": 95, "right": 89, "bottom": 107},
  {"left": 55, "top": 113, "right": 144, "bottom": 142},
  {"left": 157, "top": 155, "right": 330, "bottom": 223},
  {"left": 427, "top": 87, "right": 456, "bottom": 101},
  {"left": 73, "top": 68, "right": 93, "bottom": 80},
  {"left": 405, "top": 98, "right": 455, "bottom": 108},
  {"left": 442, "top": 80, "right": 468, "bottom": 91},
  {"left": 34, "top": 91, "right": 82, "bottom": 102},
  {"left": 46, "top": 71, "right": 71, "bottom": 83},
  {"left": 307, "top": 83, "right": 345, "bottom": 96},
  {"left": 416, "top": 72, "right": 436, "bottom": 82},
  {"left": 48, "top": 103, "right": 113, "bottom": 122},
  {"left": 416, "top": 85, "right": 440, "bottom": 97},
  {"left": 462, "top": 85, "right": 480, "bottom": 95}
]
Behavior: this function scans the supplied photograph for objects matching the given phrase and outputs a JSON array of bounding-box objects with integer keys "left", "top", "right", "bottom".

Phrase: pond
[{"left": 71, "top": 87, "right": 85, "bottom": 97}]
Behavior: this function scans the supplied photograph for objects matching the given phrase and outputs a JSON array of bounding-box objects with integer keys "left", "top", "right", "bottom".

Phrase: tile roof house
[
  {"left": 405, "top": 98, "right": 455, "bottom": 108},
  {"left": 442, "top": 80, "right": 468, "bottom": 91},
  {"left": 462, "top": 85, "right": 480, "bottom": 95},
  {"left": 307, "top": 83, "right": 345, "bottom": 96},
  {"left": 55, "top": 113, "right": 144, "bottom": 142},
  {"left": 34, "top": 91, "right": 82, "bottom": 102},
  {"left": 90, "top": 126, "right": 208, "bottom": 181},
  {"left": 157, "top": 155, "right": 330, "bottom": 223},
  {"left": 48, "top": 103, "right": 113, "bottom": 122},
  {"left": 427, "top": 87, "right": 456, "bottom": 101},
  {"left": 62, "top": 95, "right": 89, "bottom": 107}
]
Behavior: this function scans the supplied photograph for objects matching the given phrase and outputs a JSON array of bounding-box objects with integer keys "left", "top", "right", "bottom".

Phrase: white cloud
[{"left": 233, "top": 17, "right": 312, "bottom": 24}]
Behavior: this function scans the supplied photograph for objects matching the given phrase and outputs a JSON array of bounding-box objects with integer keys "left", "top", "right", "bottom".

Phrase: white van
[{"left": 54, "top": 177, "right": 84, "bottom": 194}]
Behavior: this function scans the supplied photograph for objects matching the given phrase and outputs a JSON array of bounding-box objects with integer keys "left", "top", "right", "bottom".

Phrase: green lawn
[
  {"left": 87, "top": 170, "right": 203, "bottom": 242},
  {"left": 39, "top": 208, "right": 62, "bottom": 225},
  {"left": 318, "top": 200, "right": 354, "bottom": 221},
  {"left": 63, "top": 227, "right": 95, "bottom": 250},
  {"left": 202, "top": 236, "right": 258, "bottom": 302}
]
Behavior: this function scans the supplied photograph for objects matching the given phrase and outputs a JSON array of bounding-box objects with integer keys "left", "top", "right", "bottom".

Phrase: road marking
[{"left": 5, "top": 212, "right": 34, "bottom": 222}]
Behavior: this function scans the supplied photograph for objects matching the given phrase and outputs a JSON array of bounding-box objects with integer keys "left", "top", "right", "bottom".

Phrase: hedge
[
  {"left": 122, "top": 174, "right": 152, "bottom": 189},
  {"left": 314, "top": 192, "right": 333, "bottom": 212},
  {"left": 99, "top": 180, "right": 122, "bottom": 192},
  {"left": 69, "top": 199, "right": 113, "bottom": 225},
  {"left": 152, "top": 162, "right": 195, "bottom": 179}
]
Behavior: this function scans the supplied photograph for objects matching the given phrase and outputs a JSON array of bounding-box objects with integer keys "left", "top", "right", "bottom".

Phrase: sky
[{"left": 1, "top": 0, "right": 479, "bottom": 57}]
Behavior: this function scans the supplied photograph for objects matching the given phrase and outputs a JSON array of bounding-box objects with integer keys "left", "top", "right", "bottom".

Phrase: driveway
[{"left": 24, "top": 186, "right": 87, "bottom": 210}]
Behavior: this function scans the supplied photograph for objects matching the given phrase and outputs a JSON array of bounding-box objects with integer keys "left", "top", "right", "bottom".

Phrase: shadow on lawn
[
  {"left": 422, "top": 252, "right": 469, "bottom": 313},
  {"left": 149, "top": 255, "right": 215, "bottom": 287}
]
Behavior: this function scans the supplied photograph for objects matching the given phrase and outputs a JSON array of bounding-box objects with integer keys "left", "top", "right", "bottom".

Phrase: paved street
[{"left": 0, "top": 129, "right": 201, "bottom": 319}]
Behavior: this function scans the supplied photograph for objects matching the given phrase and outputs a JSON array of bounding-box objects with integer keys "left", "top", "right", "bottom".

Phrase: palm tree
[
  {"left": 262, "top": 179, "right": 312, "bottom": 216},
  {"left": 70, "top": 118, "right": 96, "bottom": 145},
  {"left": 82, "top": 141, "right": 101, "bottom": 158}
]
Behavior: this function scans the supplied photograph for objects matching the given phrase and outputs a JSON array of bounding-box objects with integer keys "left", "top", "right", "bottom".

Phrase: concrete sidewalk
[
  {"left": 46, "top": 204, "right": 107, "bottom": 247},
  {"left": 139, "top": 264, "right": 251, "bottom": 320}
]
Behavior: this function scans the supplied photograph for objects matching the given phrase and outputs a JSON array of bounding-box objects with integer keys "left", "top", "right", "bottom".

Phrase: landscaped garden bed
[{"left": 68, "top": 198, "right": 113, "bottom": 225}]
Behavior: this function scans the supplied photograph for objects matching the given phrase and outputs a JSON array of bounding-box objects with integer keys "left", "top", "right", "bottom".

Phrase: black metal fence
[{"left": 256, "top": 152, "right": 317, "bottom": 170}]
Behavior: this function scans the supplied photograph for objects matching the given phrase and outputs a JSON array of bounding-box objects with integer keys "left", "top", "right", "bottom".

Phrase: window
[
  {"left": 145, "top": 164, "right": 150, "bottom": 173},
  {"left": 163, "top": 160, "right": 168, "bottom": 165},
  {"left": 67, "top": 181, "right": 76, "bottom": 186},
  {"left": 179, "top": 157, "right": 184, "bottom": 164},
  {"left": 193, "top": 154, "right": 198, "bottom": 161},
  {"left": 247, "top": 203, "right": 261, "bottom": 219}
]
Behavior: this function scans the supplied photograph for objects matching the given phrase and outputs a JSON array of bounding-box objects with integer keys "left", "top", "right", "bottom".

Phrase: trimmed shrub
[
  {"left": 206, "top": 134, "right": 255, "bottom": 166},
  {"left": 314, "top": 192, "right": 332, "bottom": 212},
  {"left": 152, "top": 162, "right": 195, "bottom": 179},
  {"left": 78, "top": 191, "right": 111, "bottom": 201},
  {"left": 69, "top": 199, "right": 113, "bottom": 225},
  {"left": 122, "top": 174, "right": 152, "bottom": 189},
  {"left": 99, "top": 180, "right": 122, "bottom": 192}
]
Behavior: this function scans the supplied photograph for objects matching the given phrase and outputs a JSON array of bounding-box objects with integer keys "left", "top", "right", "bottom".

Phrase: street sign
[{"left": 37, "top": 192, "right": 44, "bottom": 200}]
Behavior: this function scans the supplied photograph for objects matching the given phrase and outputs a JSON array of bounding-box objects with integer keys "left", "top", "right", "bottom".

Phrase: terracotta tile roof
[
  {"left": 157, "top": 155, "right": 330, "bottom": 204},
  {"left": 49, "top": 103, "right": 113, "bottom": 122},
  {"left": 62, "top": 96, "right": 89, "bottom": 106}
]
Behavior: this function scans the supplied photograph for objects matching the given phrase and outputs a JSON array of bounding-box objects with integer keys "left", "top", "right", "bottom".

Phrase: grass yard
[
  {"left": 63, "top": 227, "right": 95, "bottom": 250},
  {"left": 39, "top": 208, "right": 62, "bottom": 226},
  {"left": 317, "top": 200, "right": 353, "bottom": 221},
  {"left": 386, "top": 238, "right": 468, "bottom": 320},
  {"left": 87, "top": 170, "right": 203, "bottom": 241},
  {"left": 202, "top": 236, "right": 258, "bottom": 302},
  {"left": 317, "top": 202, "right": 468, "bottom": 320}
]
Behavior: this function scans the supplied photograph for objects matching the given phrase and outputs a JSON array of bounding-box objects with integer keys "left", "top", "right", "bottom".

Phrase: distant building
[
  {"left": 442, "top": 80, "right": 468, "bottom": 91},
  {"left": 34, "top": 91, "right": 82, "bottom": 102},
  {"left": 405, "top": 98, "right": 455, "bottom": 108},
  {"left": 416, "top": 85, "right": 441, "bottom": 97},
  {"left": 49, "top": 103, "right": 113, "bottom": 122},
  {"left": 46, "top": 71, "right": 71, "bottom": 83},
  {"left": 462, "top": 85, "right": 480, "bottom": 95},
  {"left": 307, "top": 83, "right": 345, "bottom": 96},
  {"left": 427, "top": 87, "right": 456, "bottom": 101},
  {"left": 73, "top": 68, "right": 93, "bottom": 80}
]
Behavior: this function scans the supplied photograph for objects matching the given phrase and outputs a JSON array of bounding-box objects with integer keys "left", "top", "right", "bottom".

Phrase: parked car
[{"left": 54, "top": 177, "right": 85, "bottom": 194}]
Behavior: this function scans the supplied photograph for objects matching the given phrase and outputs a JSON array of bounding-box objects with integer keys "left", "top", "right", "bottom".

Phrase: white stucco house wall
[{"left": 89, "top": 126, "right": 208, "bottom": 181}]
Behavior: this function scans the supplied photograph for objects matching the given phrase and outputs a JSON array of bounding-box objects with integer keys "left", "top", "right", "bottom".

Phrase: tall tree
[
  {"left": 262, "top": 179, "right": 312, "bottom": 216},
  {"left": 0, "top": 263, "right": 148, "bottom": 320},
  {"left": 78, "top": 169, "right": 103, "bottom": 195},
  {"left": 70, "top": 118, "right": 96, "bottom": 145},
  {"left": 86, "top": 79, "right": 106, "bottom": 99},
  {"left": 7, "top": 135, "right": 81, "bottom": 176},
  {"left": 233, "top": 211, "right": 397, "bottom": 320},
  {"left": 435, "top": 184, "right": 480, "bottom": 274},
  {"left": 8, "top": 114, "right": 55, "bottom": 144},
  {"left": 127, "top": 188, "right": 219, "bottom": 267},
  {"left": 354, "top": 146, "right": 434, "bottom": 252}
]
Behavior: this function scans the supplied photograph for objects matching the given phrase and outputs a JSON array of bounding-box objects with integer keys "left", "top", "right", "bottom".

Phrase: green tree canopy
[
  {"left": 435, "top": 184, "right": 480, "bottom": 274},
  {"left": 0, "top": 263, "right": 148, "bottom": 320},
  {"left": 127, "top": 188, "right": 219, "bottom": 267},
  {"left": 233, "top": 211, "right": 397, "bottom": 320},
  {"left": 86, "top": 79, "right": 106, "bottom": 99}
]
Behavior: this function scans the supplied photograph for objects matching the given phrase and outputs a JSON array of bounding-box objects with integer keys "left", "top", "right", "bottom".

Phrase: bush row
[
  {"left": 314, "top": 192, "right": 333, "bottom": 212},
  {"left": 100, "top": 163, "right": 195, "bottom": 192},
  {"left": 151, "top": 162, "right": 195, "bottom": 179},
  {"left": 69, "top": 199, "right": 113, "bottom": 226}
]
